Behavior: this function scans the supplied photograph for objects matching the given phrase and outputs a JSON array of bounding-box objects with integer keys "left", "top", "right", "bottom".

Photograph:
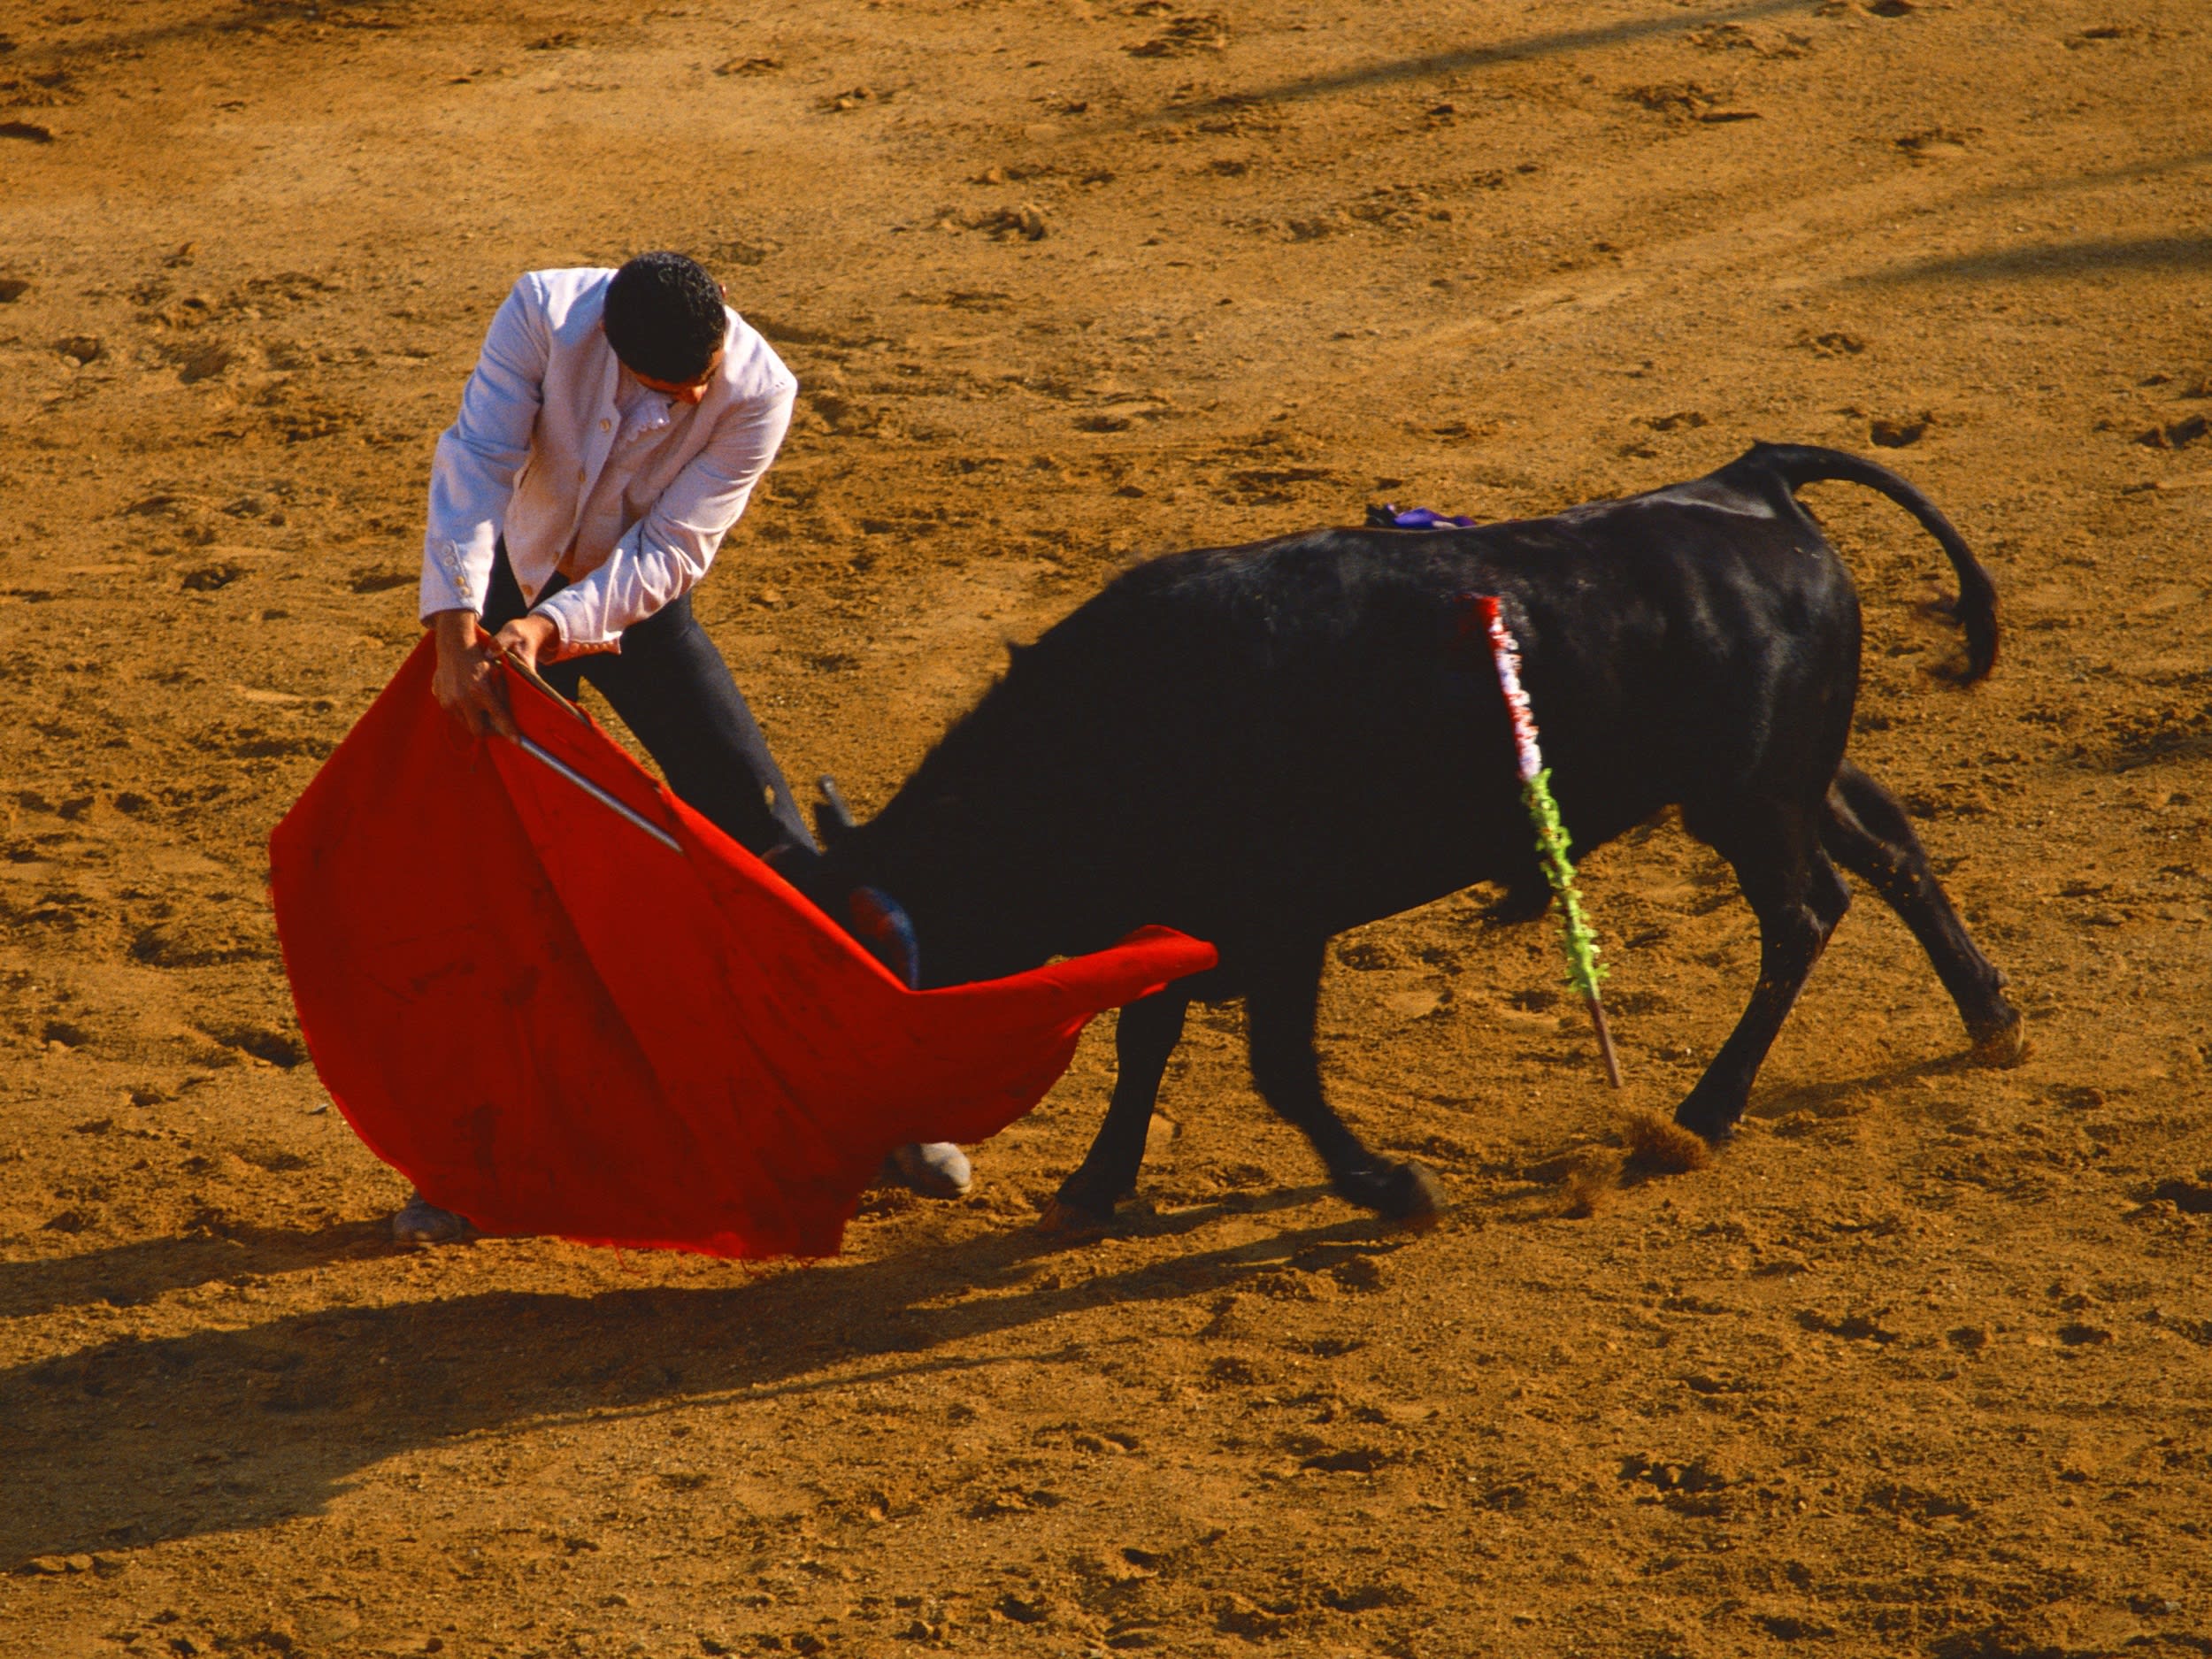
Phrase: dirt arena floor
[{"left": 4, "top": 1, "right": 2210, "bottom": 1654}]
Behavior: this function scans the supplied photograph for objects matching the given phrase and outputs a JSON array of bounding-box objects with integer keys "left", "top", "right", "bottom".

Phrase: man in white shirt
[{"left": 396, "top": 253, "right": 971, "bottom": 1243}]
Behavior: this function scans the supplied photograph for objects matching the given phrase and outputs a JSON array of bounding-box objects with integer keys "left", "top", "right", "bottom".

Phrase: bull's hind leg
[
  {"left": 1674, "top": 799, "right": 1851, "bottom": 1141},
  {"left": 1245, "top": 941, "right": 1443, "bottom": 1225},
  {"left": 1821, "top": 759, "right": 2024, "bottom": 1064},
  {"left": 1042, "top": 990, "right": 1190, "bottom": 1233}
]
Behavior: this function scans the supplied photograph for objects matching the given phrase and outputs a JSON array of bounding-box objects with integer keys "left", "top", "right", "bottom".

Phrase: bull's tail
[{"left": 1733, "top": 442, "right": 2000, "bottom": 682}]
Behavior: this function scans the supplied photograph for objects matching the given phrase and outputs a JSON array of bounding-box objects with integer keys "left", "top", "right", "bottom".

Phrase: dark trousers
[{"left": 484, "top": 548, "right": 813, "bottom": 856}]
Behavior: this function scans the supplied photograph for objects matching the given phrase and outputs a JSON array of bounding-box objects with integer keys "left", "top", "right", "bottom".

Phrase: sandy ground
[{"left": 4, "top": 1, "right": 2211, "bottom": 1655}]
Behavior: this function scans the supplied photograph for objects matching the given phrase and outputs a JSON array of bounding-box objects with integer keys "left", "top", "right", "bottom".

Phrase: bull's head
[
  {"left": 764, "top": 774, "right": 920, "bottom": 987},
  {"left": 803, "top": 770, "right": 1056, "bottom": 994}
]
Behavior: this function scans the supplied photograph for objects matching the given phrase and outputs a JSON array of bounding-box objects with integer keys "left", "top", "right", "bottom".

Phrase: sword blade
[{"left": 510, "top": 735, "right": 681, "bottom": 853}]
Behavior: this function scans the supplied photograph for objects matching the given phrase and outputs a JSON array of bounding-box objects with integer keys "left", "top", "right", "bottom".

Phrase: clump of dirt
[
  {"left": 1559, "top": 1148, "right": 1624, "bottom": 1217},
  {"left": 1619, "top": 1110, "right": 1713, "bottom": 1173}
]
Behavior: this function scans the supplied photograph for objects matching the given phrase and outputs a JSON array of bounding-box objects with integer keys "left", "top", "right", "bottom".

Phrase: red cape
[{"left": 268, "top": 639, "right": 1216, "bottom": 1257}]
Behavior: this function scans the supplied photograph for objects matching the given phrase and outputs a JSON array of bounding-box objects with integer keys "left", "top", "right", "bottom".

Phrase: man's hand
[
  {"left": 429, "top": 609, "right": 517, "bottom": 740},
  {"left": 491, "top": 612, "right": 562, "bottom": 680}
]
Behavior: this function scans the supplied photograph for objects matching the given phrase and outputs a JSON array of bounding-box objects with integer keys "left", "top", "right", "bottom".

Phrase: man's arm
[
  {"left": 421, "top": 275, "right": 553, "bottom": 736},
  {"left": 531, "top": 373, "right": 796, "bottom": 651}
]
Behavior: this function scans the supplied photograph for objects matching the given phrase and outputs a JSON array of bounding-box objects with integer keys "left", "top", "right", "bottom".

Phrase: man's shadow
[
  {"left": 0, "top": 1219, "right": 391, "bottom": 1320},
  {"left": 1, "top": 1188, "right": 1407, "bottom": 1569}
]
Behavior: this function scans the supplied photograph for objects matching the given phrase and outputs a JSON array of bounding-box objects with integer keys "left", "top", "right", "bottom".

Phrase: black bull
[{"left": 811, "top": 443, "right": 2025, "bottom": 1230}]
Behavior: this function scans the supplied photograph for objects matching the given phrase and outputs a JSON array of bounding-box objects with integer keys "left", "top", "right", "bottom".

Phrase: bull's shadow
[{"left": 0, "top": 1187, "right": 1402, "bottom": 1570}]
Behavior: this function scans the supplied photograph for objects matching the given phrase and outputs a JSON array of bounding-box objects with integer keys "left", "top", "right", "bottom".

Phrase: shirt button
[{"left": 600, "top": 419, "right": 611, "bottom": 433}]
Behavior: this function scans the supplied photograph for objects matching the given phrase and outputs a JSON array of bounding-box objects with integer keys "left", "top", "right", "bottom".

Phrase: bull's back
[
  {"left": 876, "top": 492, "right": 1859, "bottom": 965},
  {"left": 1016, "top": 500, "right": 1853, "bottom": 815}
]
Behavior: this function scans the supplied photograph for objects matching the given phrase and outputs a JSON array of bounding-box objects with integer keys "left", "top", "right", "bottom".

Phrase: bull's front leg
[
  {"left": 1245, "top": 941, "right": 1443, "bottom": 1226},
  {"left": 1041, "top": 990, "right": 1190, "bottom": 1234}
]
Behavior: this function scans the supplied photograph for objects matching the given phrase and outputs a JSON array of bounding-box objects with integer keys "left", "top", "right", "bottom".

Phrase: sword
[{"left": 496, "top": 648, "right": 681, "bottom": 853}]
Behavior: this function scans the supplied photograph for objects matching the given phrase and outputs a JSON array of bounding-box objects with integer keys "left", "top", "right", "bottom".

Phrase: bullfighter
[{"left": 396, "top": 252, "right": 971, "bottom": 1243}]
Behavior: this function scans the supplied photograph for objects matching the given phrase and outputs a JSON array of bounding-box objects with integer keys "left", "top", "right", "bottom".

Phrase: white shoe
[
  {"left": 885, "top": 1142, "right": 972, "bottom": 1200},
  {"left": 392, "top": 1193, "right": 477, "bottom": 1245}
]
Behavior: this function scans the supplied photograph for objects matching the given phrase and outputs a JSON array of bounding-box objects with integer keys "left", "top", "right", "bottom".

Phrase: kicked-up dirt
[{"left": 3, "top": 1, "right": 2210, "bottom": 1655}]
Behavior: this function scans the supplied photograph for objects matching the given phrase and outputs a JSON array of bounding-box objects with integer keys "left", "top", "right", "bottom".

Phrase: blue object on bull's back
[{"left": 1365, "top": 503, "right": 1480, "bottom": 530}]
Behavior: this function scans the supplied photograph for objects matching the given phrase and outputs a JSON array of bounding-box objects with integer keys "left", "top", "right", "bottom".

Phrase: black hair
[{"left": 602, "top": 252, "right": 726, "bottom": 383}]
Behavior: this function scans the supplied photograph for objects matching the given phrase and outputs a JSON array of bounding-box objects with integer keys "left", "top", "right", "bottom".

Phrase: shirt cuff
[
  {"left": 534, "top": 587, "right": 622, "bottom": 656},
  {"left": 418, "top": 540, "right": 483, "bottom": 620}
]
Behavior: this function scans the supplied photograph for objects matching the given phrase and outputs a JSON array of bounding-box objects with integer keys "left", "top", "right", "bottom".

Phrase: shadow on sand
[
  {"left": 0, "top": 1219, "right": 391, "bottom": 1321},
  {"left": 0, "top": 1187, "right": 1426, "bottom": 1567},
  {"left": 1857, "top": 234, "right": 2212, "bottom": 284},
  {"left": 1104, "top": 0, "right": 1813, "bottom": 126}
]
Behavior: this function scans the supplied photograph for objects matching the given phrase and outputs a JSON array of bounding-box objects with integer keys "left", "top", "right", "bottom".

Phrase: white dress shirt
[{"left": 419, "top": 267, "right": 797, "bottom": 652}]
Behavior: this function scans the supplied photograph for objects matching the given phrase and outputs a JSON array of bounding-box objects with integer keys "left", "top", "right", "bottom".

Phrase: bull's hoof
[
  {"left": 1335, "top": 1161, "right": 1445, "bottom": 1230},
  {"left": 1042, "top": 1168, "right": 1126, "bottom": 1237},
  {"left": 1037, "top": 1195, "right": 1115, "bottom": 1240},
  {"left": 1970, "top": 1010, "right": 2029, "bottom": 1069},
  {"left": 1671, "top": 1095, "right": 1743, "bottom": 1148}
]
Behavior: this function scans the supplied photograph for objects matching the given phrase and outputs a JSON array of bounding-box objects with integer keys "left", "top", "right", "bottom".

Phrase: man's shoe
[
  {"left": 392, "top": 1193, "right": 478, "bottom": 1246},
  {"left": 885, "top": 1141, "right": 972, "bottom": 1200}
]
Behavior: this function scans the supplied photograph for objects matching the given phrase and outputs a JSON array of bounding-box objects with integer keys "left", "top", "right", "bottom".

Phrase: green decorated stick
[{"left": 1478, "top": 595, "right": 1622, "bottom": 1087}]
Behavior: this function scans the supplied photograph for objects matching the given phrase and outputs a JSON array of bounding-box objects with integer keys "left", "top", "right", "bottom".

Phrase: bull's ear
[{"left": 815, "top": 773, "right": 856, "bottom": 847}]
